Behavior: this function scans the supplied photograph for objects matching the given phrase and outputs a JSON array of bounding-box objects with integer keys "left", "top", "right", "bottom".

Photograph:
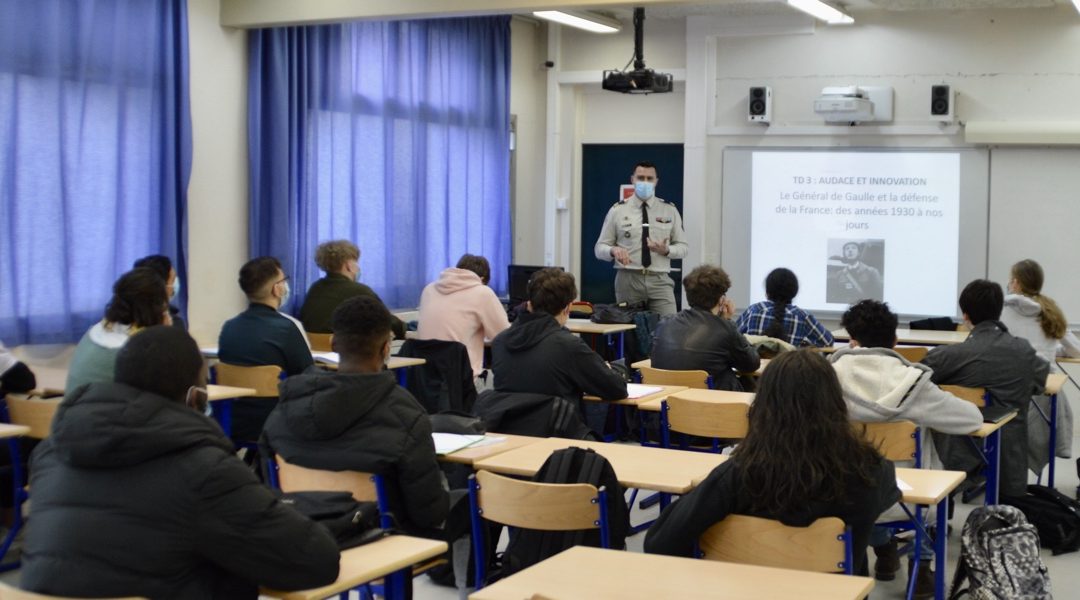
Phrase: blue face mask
[
  {"left": 171, "top": 276, "right": 181, "bottom": 299},
  {"left": 634, "top": 181, "right": 655, "bottom": 200}
]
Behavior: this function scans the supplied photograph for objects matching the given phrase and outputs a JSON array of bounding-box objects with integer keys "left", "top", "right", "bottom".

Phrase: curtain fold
[
  {"left": 0, "top": 0, "right": 192, "bottom": 345},
  {"left": 248, "top": 16, "right": 511, "bottom": 310}
]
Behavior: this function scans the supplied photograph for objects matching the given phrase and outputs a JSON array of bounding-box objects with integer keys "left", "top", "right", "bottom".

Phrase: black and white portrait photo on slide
[{"left": 826, "top": 239, "right": 884, "bottom": 304}]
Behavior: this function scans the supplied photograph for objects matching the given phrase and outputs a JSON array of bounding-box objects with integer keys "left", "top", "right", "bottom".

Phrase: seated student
[
  {"left": 133, "top": 254, "right": 186, "bottom": 330},
  {"left": 416, "top": 254, "right": 510, "bottom": 385},
  {"left": 736, "top": 267, "right": 833, "bottom": 348},
  {"left": 66, "top": 268, "right": 171, "bottom": 392},
  {"left": 922, "top": 280, "right": 1050, "bottom": 499},
  {"left": 491, "top": 268, "right": 626, "bottom": 404},
  {"left": 263, "top": 295, "right": 449, "bottom": 538},
  {"left": 651, "top": 265, "right": 760, "bottom": 390},
  {"left": 645, "top": 350, "right": 899, "bottom": 576},
  {"left": 299, "top": 240, "right": 405, "bottom": 338},
  {"left": 219, "top": 257, "right": 314, "bottom": 440},
  {"left": 0, "top": 339, "right": 36, "bottom": 396},
  {"left": 22, "top": 326, "right": 339, "bottom": 598},
  {"left": 830, "top": 300, "right": 982, "bottom": 593}
]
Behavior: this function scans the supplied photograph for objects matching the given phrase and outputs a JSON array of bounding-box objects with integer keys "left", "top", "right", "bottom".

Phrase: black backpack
[
  {"left": 276, "top": 490, "right": 389, "bottom": 549},
  {"left": 498, "top": 447, "right": 629, "bottom": 578},
  {"left": 1003, "top": 484, "right": 1080, "bottom": 555}
]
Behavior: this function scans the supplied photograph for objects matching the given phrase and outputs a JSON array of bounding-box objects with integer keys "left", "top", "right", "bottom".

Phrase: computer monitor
[{"left": 507, "top": 264, "right": 554, "bottom": 306}]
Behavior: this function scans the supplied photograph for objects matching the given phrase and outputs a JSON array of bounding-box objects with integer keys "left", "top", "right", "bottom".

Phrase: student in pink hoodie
[{"left": 416, "top": 255, "right": 510, "bottom": 384}]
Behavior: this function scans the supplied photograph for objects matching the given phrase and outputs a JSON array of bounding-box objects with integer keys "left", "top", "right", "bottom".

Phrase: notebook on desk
[{"left": 982, "top": 404, "right": 1015, "bottom": 424}]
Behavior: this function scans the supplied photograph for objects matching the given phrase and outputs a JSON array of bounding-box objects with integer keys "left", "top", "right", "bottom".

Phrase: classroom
[{"left": 3, "top": 0, "right": 1080, "bottom": 598}]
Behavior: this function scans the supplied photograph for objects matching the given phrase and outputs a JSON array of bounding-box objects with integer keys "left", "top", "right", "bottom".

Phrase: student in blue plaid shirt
[{"left": 736, "top": 268, "right": 834, "bottom": 348}]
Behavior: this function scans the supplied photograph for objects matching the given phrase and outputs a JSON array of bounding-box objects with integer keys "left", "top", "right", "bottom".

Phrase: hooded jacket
[
  {"left": 261, "top": 370, "right": 448, "bottom": 533},
  {"left": 1001, "top": 293, "right": 1077, "bottom": 471},
  {"left": 416, "top": 268, "right": 510, "bottom": 377},
  {"left": 21, "top": 383, "right": 339, "bottom": 599},
  {"left": 491, "top": 311, "right": 627, "bottom": 403}
]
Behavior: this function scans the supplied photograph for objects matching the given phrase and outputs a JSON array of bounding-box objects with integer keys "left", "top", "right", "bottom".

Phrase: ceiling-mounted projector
[
  {"left": 602, "top": 7, "right": 673, "bottom": 95},
  {"left": 814, "top": 86, "right": 894, "bottom": 124}
]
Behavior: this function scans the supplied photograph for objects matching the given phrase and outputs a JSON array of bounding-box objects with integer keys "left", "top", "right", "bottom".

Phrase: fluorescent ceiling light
[
  {"left": 786, "top": 0, "right": 854, "bottom": 25},
  {"left": 1073, "top": 0, "right": 1080, "bottom": 15},
  {"left": 532, "top": 10, "right": 621, "bottom": 34}
]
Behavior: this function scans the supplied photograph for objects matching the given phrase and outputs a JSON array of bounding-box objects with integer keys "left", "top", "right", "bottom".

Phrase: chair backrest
[
  {"left": 274, "top": 456, "right": 378, "bottom": 502},
  {"left": 0, "top": 581, "right": 145, "bottom": 600},
  {"left": 639, "top": 366, "right": 711, "bottom": 389},
  {"left": 698, "top": 514, "right": 852, "bottom": 574},
  {"left": 569, "top": 301, "right": 594, "bottom": 316},
  {"left": 893, "top": 346, "right": 929, "bottom": 362},
  {"left": 854, "top": 420, "right": 919, "bottom": 464},
  {"left": 214, "top": 363, "right": 282, "bottom": 397},
  {"left": 940, "top": 385, "right": 987, "bottom": 407},
  {"left": 471, "top": 469, "right": 602, "bottom": 532},
  {"left": 663, "top": 397, "right": 750, "bottom": 441},
  {"left": 307, "top": 332, "right": 333, "bottom": 352},
  {"left": 4, "top": 395, "right": 62, "bottom": 440}
]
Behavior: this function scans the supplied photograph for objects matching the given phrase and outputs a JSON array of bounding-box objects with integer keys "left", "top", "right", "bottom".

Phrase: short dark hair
[
  {"left": 115, "top": 326, "right": 203, "bottom": 403},
  {"left": 331, "top": 296, "right": 392, "bottom": 360},
  {"left": 104, "top": 268, "right": 168, "bottom": 328},
  {"left": 239, "top": 257, "right": 283, "bottom": 297},
  {"left": 632, "top": 161, "right": 658, "bottom": 176},
  {"left": 133, "top": 255, "right": 173, "bottom": 281},
  {"left": 456, "top": 254, "right": 491, "bottom": 285},
  {"left": 841, "top": 300, "right": 898, "bottom": 349},
  {"left": 527, "top": 268, "right": 577, "bottom": 316},
  {"left": 683, "top": 265, "right": 731, "bottom": 311},
  {"left": 959, "top": 279, "right": 1004, "bottom": 325}
]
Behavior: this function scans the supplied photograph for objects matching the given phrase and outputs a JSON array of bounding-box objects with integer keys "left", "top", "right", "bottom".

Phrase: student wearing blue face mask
[{"left": 594, "top": 161, "right": 688, "bottom": 315}]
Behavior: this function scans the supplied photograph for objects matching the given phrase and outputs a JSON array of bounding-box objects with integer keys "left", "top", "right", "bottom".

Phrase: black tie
[{"left": 641, "top": 202, "right": 652, "bottom": 268}]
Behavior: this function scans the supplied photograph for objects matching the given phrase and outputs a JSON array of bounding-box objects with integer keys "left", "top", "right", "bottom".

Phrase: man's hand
[
  {"left": 719, "top": 297, "right": 736, "bottom": 319},
  {"left": 611, "top": 247, "right": 632, "bottom": 265},
  {"left": 647, "top": 238, "right": 669, "bottom": 256}
]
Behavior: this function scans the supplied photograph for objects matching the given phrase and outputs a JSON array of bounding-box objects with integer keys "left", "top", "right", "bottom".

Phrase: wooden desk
[
  {"left": 0, "top": 424, "right": 31, "bottom": 439},
  {"left": 469, "top": 546, "right": 874, "bottom": 600},
  {"left": 565, "top": 319, "right": 636, "bottom": 360},
  {"left": 896, "top": 468, "right": 966, "bottom": 600},
  {"left": 630, "top": 358, "right": 770, "bottom": 377},
  {"left": 262, "top": 535, "right": 447, "bottom": 600},
  {"left": 969, "top": 411, "right": 1016, "bottom": 506},
  {"left": 647, "top": 388, "right": 755, "bottom": 411},
  {"left": 582, "top": 384, "right": 688, "bottom": 409},
  {"left": 206, "top": 384, "right": 257, "bottom": 402},
  {"left": 313, "top": 353, "right": 426, "bottom": 386},
  {"left": 438, "top": 434, "right": 543, "bottom": 466},
  {"left": 832, "top": 328, "right": 968, "bottom": 346},
  {"left": 473, "top": 438, "right": 728, "bottom": 495}
]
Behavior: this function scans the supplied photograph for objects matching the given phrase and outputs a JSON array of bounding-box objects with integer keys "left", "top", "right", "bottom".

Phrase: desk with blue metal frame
[
  {"left": 565, "top": 319, "right": 636, "bottom": 360},
  {"left": 831, "top": 328, "right": 969, "bottom": 346},
  {"left": 583, "top": 384, "right": 688, "bottom": 442},
  {"left": 1037, "top": 370, "right": 1069, "bottom": 487}
]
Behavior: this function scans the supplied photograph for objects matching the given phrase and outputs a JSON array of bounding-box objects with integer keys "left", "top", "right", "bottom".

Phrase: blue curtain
[
  {"left": 248, "top": 16, "right": 511, "bottom": 310},
  {"left": 0, "top": 0, "right": 192, "bottom": 345}
]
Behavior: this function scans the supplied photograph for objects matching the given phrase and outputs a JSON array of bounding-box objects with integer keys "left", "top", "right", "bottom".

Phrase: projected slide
[{"left": 750, "top": 152, "right": 960, "bottom": 316}]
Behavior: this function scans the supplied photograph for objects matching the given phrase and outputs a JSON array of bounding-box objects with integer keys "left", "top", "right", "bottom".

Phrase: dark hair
[
  {"left": 527, "top": 268, "right": 577, "bottom": 316},
  {"left": 841, "top": 300, "right": 898, "bottom": 349},
  {"left": 959, "top": 279, "right": 1003, "bottom": 325},
  {"left": 1011, "top": 259, "right": 1067, "bottom": 339},
  {"left": 239, "top": 257, "right": 283, "bottom": 297},
  {"left": 133, "top": 255, "right": 172, "bottom": 281},
  {"left": 331, "top": 296, "right": 392, "bottom": 360},
  {"left": 683, "top": 265, "right": 731, "bottom": 311},
  {"left": 456, "top": 254, "right": 491, "bottom": 285},
  {"left": 764, "top": 268, "right": 798, "bottom": 340},
  {"left": 632, "top": 161, "right": 658, "bottom": 177},
  {"left": 104, "top": 268, "right": 169, "bottom": 328},
  {"left": 115, "top": 326, "right": 203, "bottom": 403},
  {"left": 735, "top": 350, "right": 882, "bottom": 515}
]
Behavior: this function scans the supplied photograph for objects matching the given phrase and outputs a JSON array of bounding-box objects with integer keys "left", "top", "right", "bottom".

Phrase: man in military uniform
[{"left": 594, "top": 161, "right": 688, "bottom": 315}]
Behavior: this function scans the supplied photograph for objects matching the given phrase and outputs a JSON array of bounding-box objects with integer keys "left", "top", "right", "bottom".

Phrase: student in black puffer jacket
[{"left": 21, "top": 327, "right": 339, "bottom": 599}]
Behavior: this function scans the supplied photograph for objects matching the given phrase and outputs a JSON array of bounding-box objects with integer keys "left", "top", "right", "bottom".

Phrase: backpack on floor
[
  {"left": 498, "top": 447, "right": 629, "bottom": 579},
  {"left": 1003, "top": 485, "right": 1080, "bottom": 556},
  {"left": 949, "top": 505, "right": 1052, "bottom": 600}
]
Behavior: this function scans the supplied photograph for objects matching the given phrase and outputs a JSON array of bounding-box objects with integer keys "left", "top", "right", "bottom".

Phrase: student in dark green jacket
[{"left": 299, "top": 240, "right": 404, "bottom": 338}]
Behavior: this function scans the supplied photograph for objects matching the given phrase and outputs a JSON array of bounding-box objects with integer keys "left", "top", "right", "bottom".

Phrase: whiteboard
[{"left": 988, "top": 148, "right": 1080, "bottom": 322}]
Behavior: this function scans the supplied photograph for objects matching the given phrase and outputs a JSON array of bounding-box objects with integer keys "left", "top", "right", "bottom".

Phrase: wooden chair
[
  {"left": 213, "top": 363, "right": 282, "bottom": 397},
  {"left": 854, "top": 420, "right": 920, "bottom": 466},
  {"left": 940, "top": 385, "right": 987, "bottom": 407},
  {"left": 271, "top": 456, "right": 391, "bottom": 529},
  {"left": 4, "top": 394, "right": 62, "bottom": 440},
  {"left": 468, "top": 469, "right": 610, "bottom": 589},
  {"left": 0, "top": 581, "right": 145, "bottom": 600},
  {"left": 307, "top": 332, "right": 333, "bottom": 352},
  {"left": 698, "top": 515, "right": 853, "bottom": 574},
  {"left": 639, "top": 366, "right": 712, "bottom": 389},
  {"left": 660, "top": 396, "right": 749, "bottom": 453},
  {"left": 569, "top": 301, "right": 594, "bottom": 316},
  {"left": 894, "top": 346, "right": 929, "bottom": 363}
]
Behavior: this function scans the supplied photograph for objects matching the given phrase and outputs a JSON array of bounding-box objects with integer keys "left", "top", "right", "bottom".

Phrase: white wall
[
  {"left": 509, "top": 18, "right": 549, "bottom": 266},
  {"left": 186, "top": 0, "right": 250, "bottom": 346}
]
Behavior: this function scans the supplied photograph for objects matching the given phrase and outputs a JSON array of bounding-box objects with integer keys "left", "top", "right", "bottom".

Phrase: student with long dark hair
[
  {"left": 736, "top": 268, "right": 833, "bottom": 348},
  {"left": 645, "top": 350, "right": 899, "bottom": 575}
]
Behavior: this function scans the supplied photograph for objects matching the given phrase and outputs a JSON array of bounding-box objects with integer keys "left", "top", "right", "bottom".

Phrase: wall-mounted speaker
[
  {"left": 931, "top": 84, "right": 954, "bottom": 123},
  {"left": 748, "top": 86, "right": 772, "bottom": 124}
]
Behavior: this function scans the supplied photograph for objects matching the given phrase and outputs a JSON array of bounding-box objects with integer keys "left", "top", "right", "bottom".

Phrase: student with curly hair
[{"left": 299, "top": 240, "right": 404, "bottom": 338}]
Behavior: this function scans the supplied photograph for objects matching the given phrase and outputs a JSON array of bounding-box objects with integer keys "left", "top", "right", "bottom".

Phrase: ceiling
[{"left": 606, "top": 0, "right": 1064, "bottom": 19}]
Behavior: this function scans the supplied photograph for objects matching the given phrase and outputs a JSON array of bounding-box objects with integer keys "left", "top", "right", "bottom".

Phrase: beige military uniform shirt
[{"left": 594, "top": 195, "right": 688, "bottom": 272}]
